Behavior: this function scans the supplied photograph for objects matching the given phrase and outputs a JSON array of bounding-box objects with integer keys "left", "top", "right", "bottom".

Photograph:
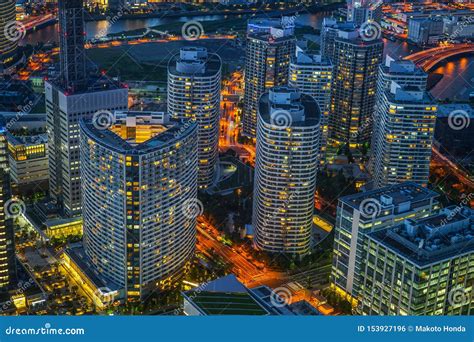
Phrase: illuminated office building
[
  {"left": 168, "top": 47, "right": 221, "bottom": 189},
  {"left": 7, "top": 134, "right": 49, "bottom": 193},
  {"left": 331, "top": 182, "right": 440, "bottom": 301},
  {"left": 0, "top": 119, "right": 15, "bottom": 290},
  {"left": 320, "top": 18, "right": 355, "bottom": 60},
  {"left": 46, "top": 0, "right": 128, "bottom": 216},
  {"left": 80, "top": 111, "right": 198, "bottom": 300},
  {"left": 359, "top": 206, "right": 474, "bottom": 315},
  {"left": 347, "top": 0, "right": 382, "bottom": 25}
]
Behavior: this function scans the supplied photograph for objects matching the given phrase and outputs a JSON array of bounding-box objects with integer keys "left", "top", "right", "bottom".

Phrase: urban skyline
[{"left": 0, "top": 0, "right": 471, "bottom": 318}]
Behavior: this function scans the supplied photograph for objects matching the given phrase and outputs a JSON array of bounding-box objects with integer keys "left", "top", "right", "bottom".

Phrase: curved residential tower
[
  {"left": 80, "top": 111, "right": 198, "bottom": 300},
  {"left": 252, "top": 87, "right": 321, "bottom": 256},
  {"left": 0, "top": 0, "right": 21, "bottom": 72}
]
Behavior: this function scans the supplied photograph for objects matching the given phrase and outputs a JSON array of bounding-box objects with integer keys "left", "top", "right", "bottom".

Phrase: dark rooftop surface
[
  {"left": 368, "top": 208, "right": 474, "bottom": 267},
  {"left": 183, "top": 275, "right": 270, "bottom": 315},
  {"left": 258, "top": 90, "right": 321, "bottom": 128},
  {"left": 168, "top": 51, "right": 221, "bottom": 78},
  {"left": 80, "top": 114, "right": 196, "bottom": 155},
  {"left": 65, "top": 244, "right": 120, "bottom": 292},
  {"left": 340, "top": 182, "right": 439, "bottom": 210}
]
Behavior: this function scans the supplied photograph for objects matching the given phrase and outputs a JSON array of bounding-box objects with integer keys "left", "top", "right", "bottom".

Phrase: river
[{"left": 24, "top": 12, "right": 473, "bottom": 101}]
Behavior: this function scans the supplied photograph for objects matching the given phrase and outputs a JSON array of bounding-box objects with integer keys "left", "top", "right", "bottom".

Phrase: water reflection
[{"left": 22, "top": 12, "right": 474, "bottom": 99}]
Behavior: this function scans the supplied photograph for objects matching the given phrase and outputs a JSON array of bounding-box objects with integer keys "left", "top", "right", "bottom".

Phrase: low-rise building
[
  {"left": 183, "top": 274, "right": 295, "bottom": 315},
  {"left": 7, "top": 134, "right": 48, "bottom": 195},
  {"left": 61, "top": 244, "right": 121, "bottom": 311},
  {"left": 435, "top": 104, "right": 473, "bottom": 167},
  {"left": 408, "top": 18, "right": 444, "bottom": 45},
  {"left": 43, "top": 217, "right": 82, "bottom": 240}
]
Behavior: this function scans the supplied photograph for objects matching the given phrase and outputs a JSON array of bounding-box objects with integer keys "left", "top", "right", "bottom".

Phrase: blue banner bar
[{"left": 0, "top": 316, "right": 472, "bottom": 342}]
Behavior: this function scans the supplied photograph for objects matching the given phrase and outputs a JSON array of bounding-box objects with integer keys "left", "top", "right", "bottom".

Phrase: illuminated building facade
[
  {"left": 289, "top": 47, "right": 332, "bottom": 165},
  {"left": 320, "top": 18, "right": 355, "bottom": 61},
  {"left": 372, "top": 83, "right": 437, "bottom": 188},
  {"left": 328, "top": 29, "right": 383, "bottom": 147},
  {"left": 0, "top": 0, "right": 21, "bottom": 72},
  {"left": 44, "top": 217, "right": 82, "bottom": 240},
  {"left": 242, "top": 19, "right": 296, "bottom": 138},
  {"left": 358, "top": 206, "right": 474, "bottom": 315},
  {"left": 80, "top": 111, "right": 198, "bottom": 300},
  {"left": 0, "top": 120, "right": 15, "bottom": 290},
  {"left": 347, "top": 0, "right": 382, "bottom": 25},
  {"left": 47, "top": 0, "right": 128, "bottom": 216},
  {"left": 331, "top": 182, "right": 440, "bottom": 301},
  {"left": 7, "top": 134, "right": 49, "bottom": 192},
  {"left": 253, "top": 87, "right": 321, "bottom": 256},
  {"left": 369, "top": 58, "right": 428, "bottom": 174},
  {"left": 168, "top": 47, "right": 221, "bottom": 189}
]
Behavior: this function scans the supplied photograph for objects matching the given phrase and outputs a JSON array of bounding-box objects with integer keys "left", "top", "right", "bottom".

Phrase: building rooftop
[
  {"left": 322, "top": 17, "right": 357, "bottom": 32},
  {"left": 44, "top": 216, "right": 82, "bottom": 229},
  {"left": 247, "top": 17, "right": 295, "bottom": 40},
  {"left": 258, "top": 86, "right": 321, "bottom": 128},
  {"left": 368, "top": 206, "right": 474, "bottom": 266},
  {"left": 292, "top": 48, "right": 331, "bottom": 66},
  {"left": 437, "top": 103, "right": 474, "bottom": 119},
  {"left": 7, "top": 133, "right": 47, "bottom": 147},
  {"left": 64, "top": 243, "right": 121, "bottom": 292},
  {"left": 183, "top": 275, "right": 297, "bottom": 315},
  {"left": 335, "top": 30, "right": 384, "bottom": 46},
  {"left": 183, "top": 275, "right": 271, "bottom": 315},
  {"left": 168, "top": 47, "right": 221, "bottom": 77},
  {"left": 47, "top": 74, "right": 126, "bottom": 96},
  {"left": 340, "top": 182, "right": 439, "bottom": 215},
  {"left": 388, "top": 82, "right": 433, "bottom": 103},
  {"left": 381, "top": 56, "right": 427, "bottom": 76},
  {"left": 80, "top": 111, "right": 197, "bottom": 155}
]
